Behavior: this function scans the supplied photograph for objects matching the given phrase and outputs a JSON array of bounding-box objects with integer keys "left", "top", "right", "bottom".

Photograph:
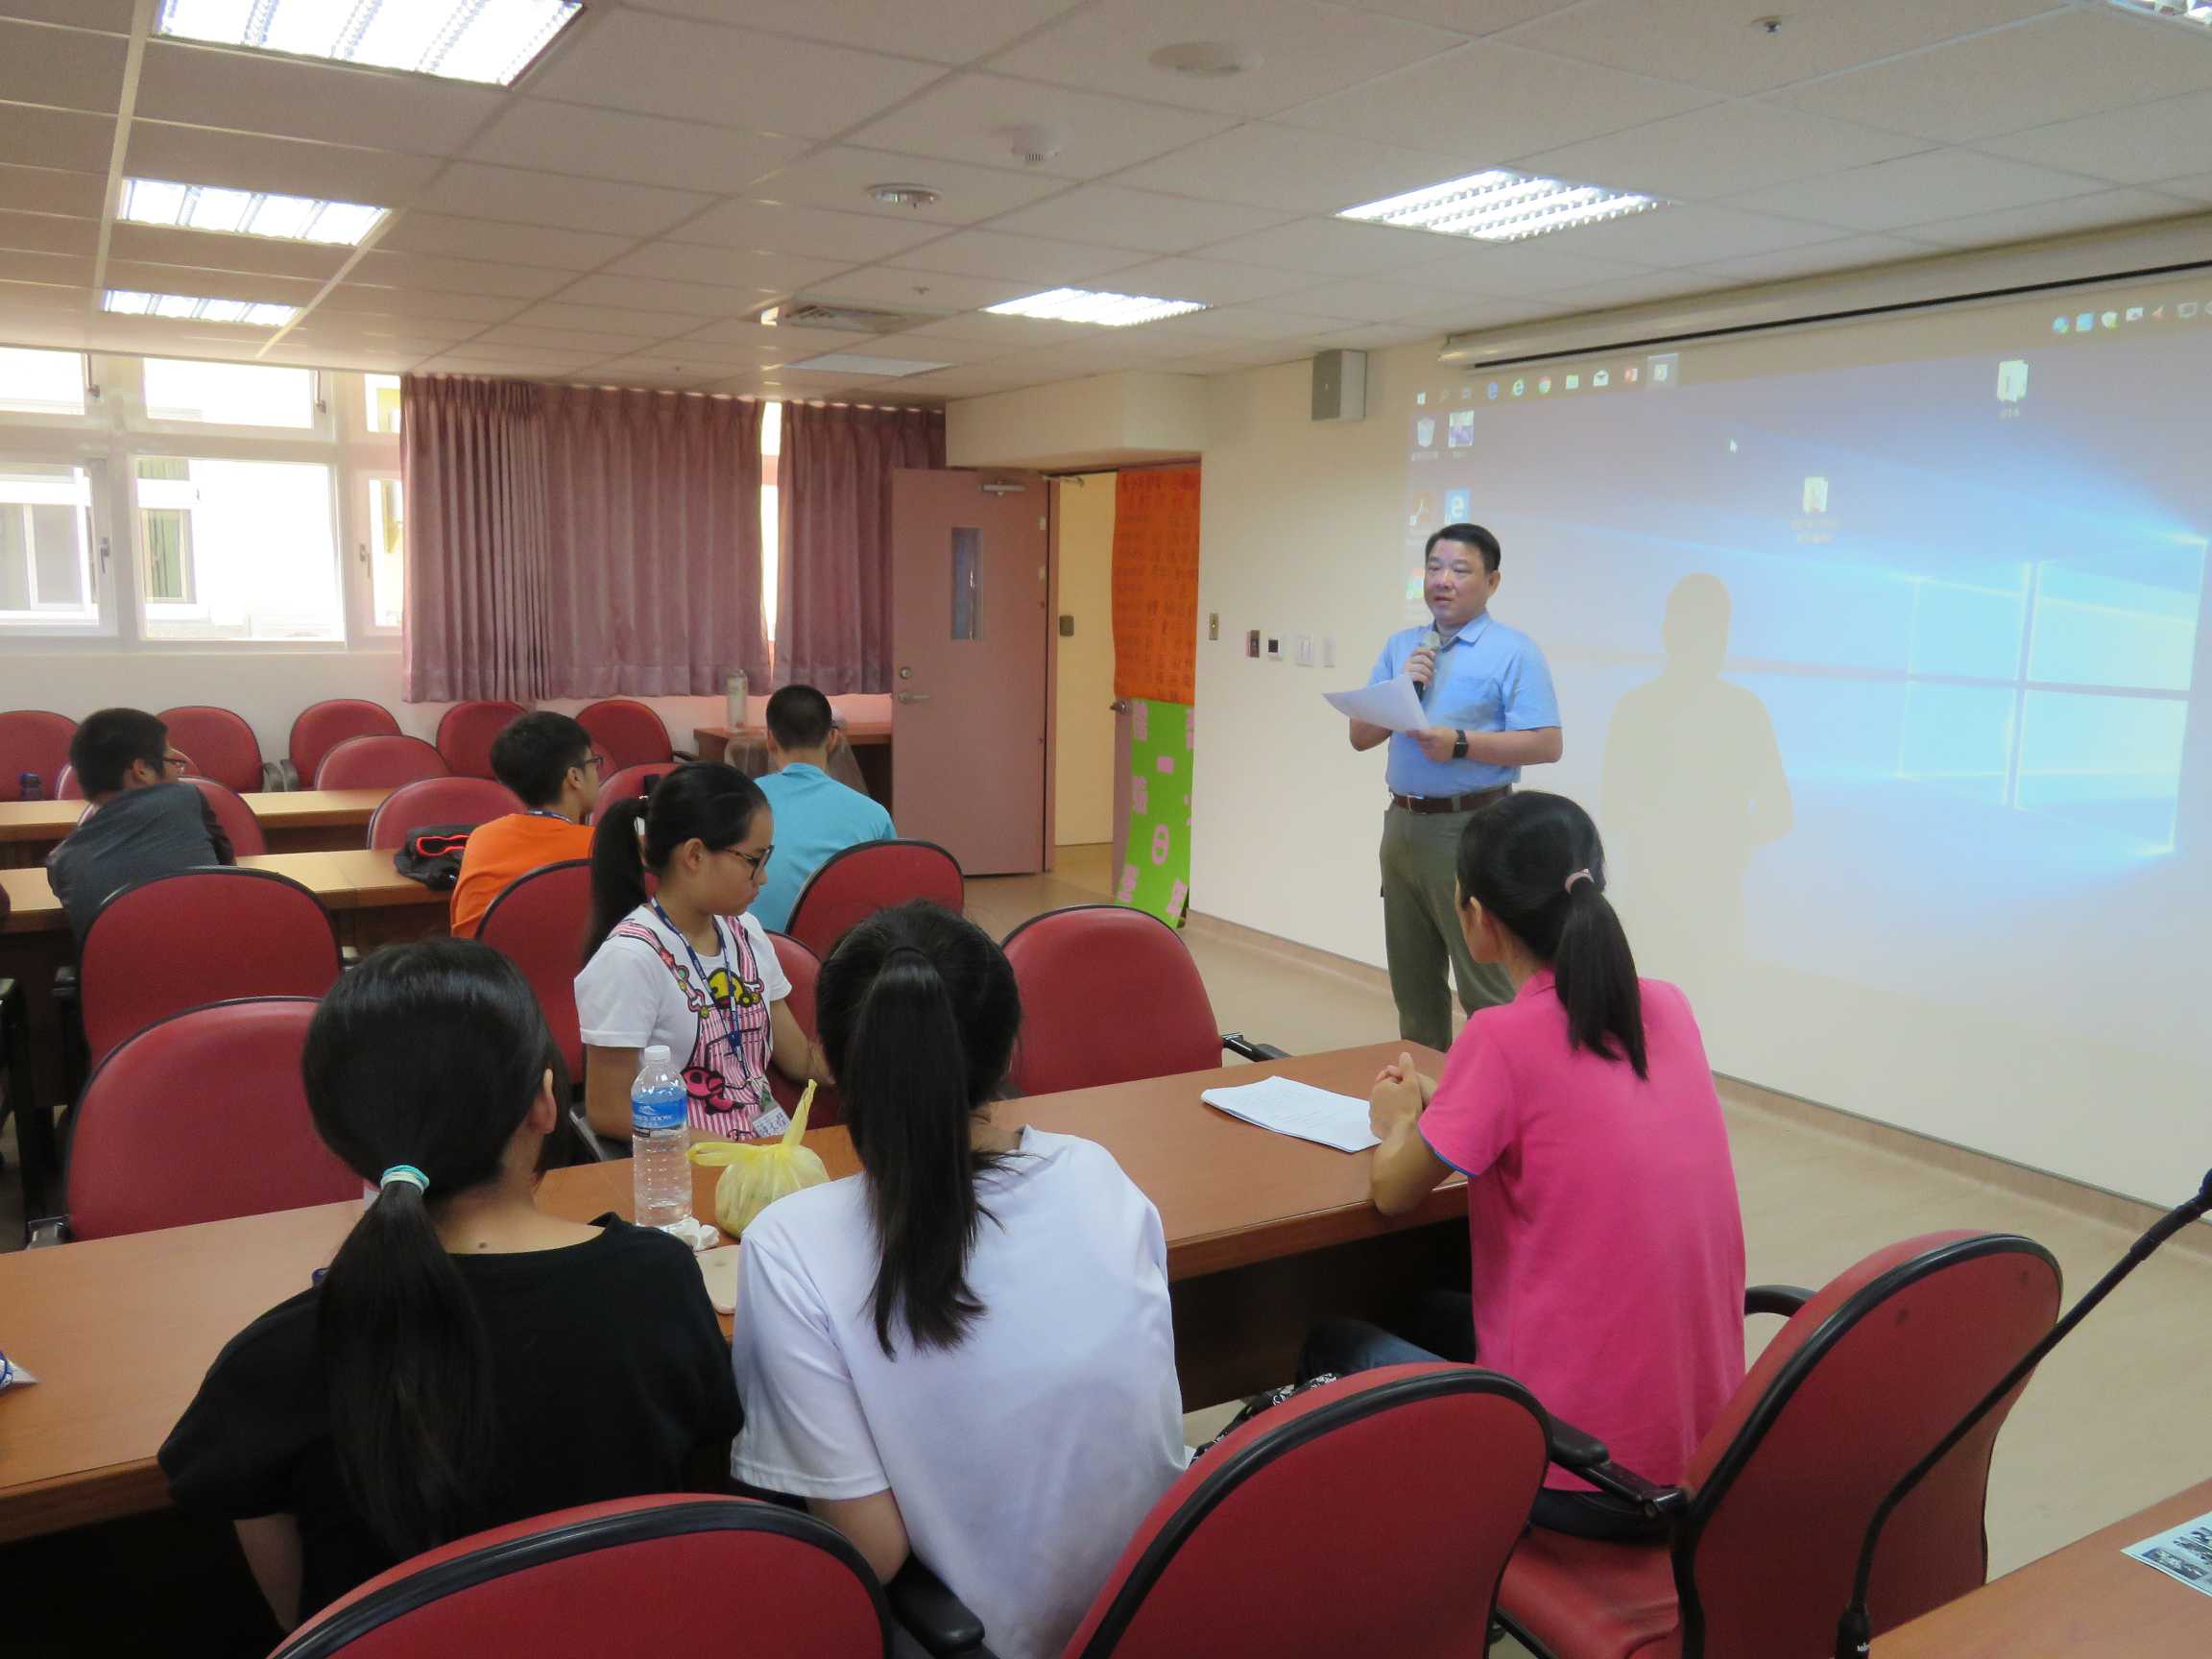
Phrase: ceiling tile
[
  {"left": 283, "top": 325, "right": 466, "bottom": 357},
  {"left": 126, "top": 123, "right": 441, "bottom": 204},
  {"left": 1776, "top": 9, "right": 2212, "bottom": 144},
  {"left": 558, "top": 272, "right": 781, "bottom": 318},
  {"left": 418, "top": 354, "right": 602, "bottom": 377},
  {"left": 0, "top": 1, "right": 133, "bottom": 26},
  {"left": 1280, "top": 276, "right": 1484, "bottom": 320},
  {"left": 430, "top": 344, "right": 606, "bottom": 371},
  {"left": 1976, "top": 91, "right": 2212, "bottom": 186},
  {"left": 471, "top": 323, "right": 672, "bottom": 353},
  {"left": 103, "top": 260, "right": 324, "bottom": 303},
  {"left": 1501, "top": 0, "right": 2056, "bottom": 97},
  {"left": 504, "top": 301, "right": 701, "bottom": 337},
  {"left": 2160, "top": 173, "right": 2212, "bottom": 204},
  {"left": 0, "top": 276, "right": 92, "bottom": 314},
  {"left": 0, "top": 102, "right": 114, "bottom": 174},
  {"left": 986, "top": 0, "right": 1466, "bottom": 118},
  {"left": 0, "top": 208, "right": 96, "bottom": 255},
  {"left": 671, "top": 198, "right": 949, "bottom": 261},
  {"left": 288, "top": 312, "right": 471, "bottom": 344},
  {"left": 644, "top": 0, "right": 1082, "bottom": 64},
  {"left": 743, "top": 147, "right": 1066, "bottom": 224},
  {"left": 1112, "top": 124, "right": 1479, "bottom": 215},
  {"left": 1509, "top": 203, "right": 1844, "bottom": 267},
  {"left": 1296, "top": 320, "right": 1436, "bottom": 349},
  {"left": 608, "top": 242, "right": 854, "bottom": 291},
  {"left": 526, "top": 11, "right": 944, "bottom": 137},
  {"left": 899, "top": 228, "right": 1145, "bottom": 284},
  {"left": 1687, "top": 231, "right": 1942, "bottom": 283},
  {"left": 322, "top": 285, "right": 528, "bottom": 323},
  {"left": 1194, "top": 218, "right": 1452, "bottom": 276},
  {"left": 1137, "top": 305, "right": 1361, "bottom": 342},
  {"left": 1276, "top": 39, "right": 1715, "bottom": 159},
  {"left": 1513, "top": 104, "right": 1927, "bottom": 203},
  {"left": 1724, "top": 151, "right": 2103, "bottom": 232},
  {"left": 799, "top": 266, "right": 1034, "bottom": 310},
  {"left": 0, "top": 20, "right": 125, "bottom": 111},
  {"left": 1540, "top": 270, "right": 1726, "bottom": 310},
  {"left": 349, "top": 250, "right": 576, "bottom": 300},
  {"left": 891, "top": 311, "right": 1107, "bottom": 348},
  {"left": 680, "top": 319, "right": 878, "bottom": 352},
  {"left": 106, "top": 224, "right": 349, "bottom": 280},
  {"left": 1091, "top": 255, "right": 1319, "bottom": 305},
  {"left": 0, "top": 248, "right": 90, "bottom": 286},
  {"left": 1896, "top": 187, "right": 2201, "bottom": 250},
  {"left": 467, "top": 102, "right": 807, "bottom": 194},
  {"left": 414, "top": 164, "right": 713, "bottom": 237},
  {"left": 1344, "top": 1, "right": 1578, "bottom": 31},
  {"left": 579, "top": 353, "right": 749, "bottom": 386},
  {"left": 1390, "top": 295, "right": 1556, "bottom": 332},
  {"left": 848, "top": 74, "right": 1234, "bottom": 180},
  {"left": 983, "top": 185, "right": 1297, "bottom": 253},
  {"left": 133, "top": 41, "right": 500, "bottom": 155},
  {"left": 0, "top": 162, "right": 104, "bottom": 218},
  {"left": 375, "top": 213, "right": 638, "bottom": 272},
  {"left": 1393, "top": 239, "right": 1657, "bottom": 295}
]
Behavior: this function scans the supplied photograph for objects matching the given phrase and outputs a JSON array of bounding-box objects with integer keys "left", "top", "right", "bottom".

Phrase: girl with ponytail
[
  {"left": 160, "top": 941, "right": 738, "bottom": 1629},
  {"left": 729, "top": 901, "right": 1186, "bottom": 1659},
  {"left": 1301, "top": 791, "right": 1745, "bottom": 1545}
]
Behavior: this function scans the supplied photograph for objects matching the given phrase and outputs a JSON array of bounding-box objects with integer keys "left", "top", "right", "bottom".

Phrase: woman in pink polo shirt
[{"left": 1300, "top": 790, "right": 1745, "bottom": 1542}]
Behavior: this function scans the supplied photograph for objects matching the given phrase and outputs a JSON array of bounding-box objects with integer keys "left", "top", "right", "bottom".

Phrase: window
[
  {"left": 134, "top": 456, "right": 342, "bottom": 640},
  {"left": 0, "top": 463, "right": 97, "bottom": 623},
  {"left": 0, "top": 348, "right": 86, "bottom": 418},
  {"left": 369, "top": 476, "right": 404, "bottom": 628},
  {"left": 365, "top": 373, "right": 401, "bottom": 433},
  {"left": 142, "top": 358, "right": 317, "bottom": 428}
]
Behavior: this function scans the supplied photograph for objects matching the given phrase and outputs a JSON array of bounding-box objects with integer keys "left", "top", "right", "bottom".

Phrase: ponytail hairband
[
  {"left": 1564, "top": 869, "right": 1595, "bottom": 894},
  {"left": 379, "top": 1165, "right": 429, "bottom": 1193}
]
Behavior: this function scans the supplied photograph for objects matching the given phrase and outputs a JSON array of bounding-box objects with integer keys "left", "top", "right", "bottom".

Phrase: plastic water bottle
[
  {"left": 631, "top": 1045, "right": 692, "bottom": 1231},
  {"left": 18, "top": 772, "right": 40, "bottom": 802}
]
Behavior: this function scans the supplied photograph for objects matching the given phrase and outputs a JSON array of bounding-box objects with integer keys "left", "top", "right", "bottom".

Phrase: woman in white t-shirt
[
  {"left": 730, "top": 901, "right": 1188, "bottom": 1659},
  {"left": 576, "top": 763, "right": 825, "bottom": 1142}
]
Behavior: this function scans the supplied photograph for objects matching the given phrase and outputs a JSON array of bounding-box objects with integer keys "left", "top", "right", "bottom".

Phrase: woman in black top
[{"left": 160, "top": 940, "right": 739, "bottom": 1628}]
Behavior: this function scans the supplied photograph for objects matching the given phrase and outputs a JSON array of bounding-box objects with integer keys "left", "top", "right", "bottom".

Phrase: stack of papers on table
[{"left": 1201, "top": 1076, "right": 1379, "bottom": 1153}]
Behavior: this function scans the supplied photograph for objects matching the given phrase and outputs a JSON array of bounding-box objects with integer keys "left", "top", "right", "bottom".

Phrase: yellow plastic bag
[{"left": 685, "top": 1082, "right": 829, "bottom": 1238}]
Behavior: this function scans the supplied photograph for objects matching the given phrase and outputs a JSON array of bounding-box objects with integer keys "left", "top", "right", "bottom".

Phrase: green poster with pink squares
[{"left": 1118, "top": 698, "right": 1192, "bottom": 926}]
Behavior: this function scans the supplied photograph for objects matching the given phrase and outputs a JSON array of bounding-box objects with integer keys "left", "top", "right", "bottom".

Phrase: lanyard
[
  {"left": 525, "top": 808, "right": 574, "bottom": 823},
  {"left": 651, "top": 899, "right": 738, "bottom": 1022}
]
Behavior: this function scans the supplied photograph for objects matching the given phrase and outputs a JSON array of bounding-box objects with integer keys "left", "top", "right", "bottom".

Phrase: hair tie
[
  {"left": 1564, "top": 869, "right": 1595, "bottom": 894},
  {"left": 379, "top": 1165, "right": 429, "bottom": 1193},
  {"left": 633, "top": 812, "right": 648, "bottom": 845}
]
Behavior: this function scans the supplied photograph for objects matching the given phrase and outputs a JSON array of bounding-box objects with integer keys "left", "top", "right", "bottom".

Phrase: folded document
[{"left": 1202, "top": 1076, "right": 1379, "bottom": 1153}]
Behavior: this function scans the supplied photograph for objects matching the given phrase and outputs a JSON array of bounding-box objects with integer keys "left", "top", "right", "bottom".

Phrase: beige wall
[{"left": 1052, "top": 474, "right": 1118, "bottom": 846}]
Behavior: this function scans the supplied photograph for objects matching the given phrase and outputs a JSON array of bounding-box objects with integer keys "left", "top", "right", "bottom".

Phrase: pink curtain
[
  {"left": 778, "top": 402, "right": 945, "bottom": 694},
  {"left": 401, "top": 375, "right": 552, "bottom": 702},
  {"left": 540, "top": 386, "right": 767, "bottom": 696}
]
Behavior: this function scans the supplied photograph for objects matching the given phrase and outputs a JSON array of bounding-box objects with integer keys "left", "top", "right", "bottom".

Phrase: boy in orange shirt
[{"left": 450, "top": 711, "right": 601, "bottom": 937}]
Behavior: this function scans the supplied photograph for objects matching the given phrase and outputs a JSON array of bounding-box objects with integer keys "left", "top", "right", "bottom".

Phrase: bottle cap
[{"left": 643, "top": 1044, "right": 673, "bottom": 1067}]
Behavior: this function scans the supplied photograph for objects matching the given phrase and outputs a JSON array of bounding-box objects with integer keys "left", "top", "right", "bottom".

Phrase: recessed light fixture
[
  {"left": 120, "top": 178, "right": 386, "bottom": 245},
  {"left": 868, "top": 183, "right": 942, "bottom": 208},
  {"left": 1338, "top": 168, "right": 1672, "bottom": 243},
  {"left": 154, "top": 0, "right": 583, "bottom": 86},
  {"left": 2093, "top": 0, "right": 2212, "bottom": 30},
  {"left": 104, "top": 289, "right": 298, "bottom": 326},
  {"left": 985, "top": 287, "right": 1209, "bottom": 327},
  {"left": 784, "top": 352, "right": 952, "bottom": 377},
  {"left": 1150, "top": 40, "right": 1259, "bottom": 78}
]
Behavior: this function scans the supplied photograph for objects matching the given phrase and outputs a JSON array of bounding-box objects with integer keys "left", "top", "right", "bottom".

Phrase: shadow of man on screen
[{"left": 1601, "top": 574, "right": 1793, "bottom": 1005}]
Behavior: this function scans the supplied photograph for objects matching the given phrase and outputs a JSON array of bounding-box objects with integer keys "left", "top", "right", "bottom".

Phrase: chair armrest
[
  {"left": 27, "top": 1215, "right": 68, "bottom": 1248},
  {"left": 1220, "top": 1031, "right": 1289, "bottom": 1062},
  {"left": 567, "top": 1106, "right": 621, "bottom": 1164},
  {"left": 1745, "top": 1284, "right": 1814, "bottom": 1319},
  {"left": 1544, "top": 1413, "right": 1689, "bottom": 1521},
  {"left": 887, "top": 1558, "right": 992, "bottom": 1657}
]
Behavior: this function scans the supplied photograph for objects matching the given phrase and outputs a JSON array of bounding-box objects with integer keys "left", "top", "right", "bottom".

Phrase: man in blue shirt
[
  {"left": 752, "top": 685, "right": 896, "bottom": 934},
  {"left": 1347, "top": 523, "right": 1562, "bottom": 1047}
]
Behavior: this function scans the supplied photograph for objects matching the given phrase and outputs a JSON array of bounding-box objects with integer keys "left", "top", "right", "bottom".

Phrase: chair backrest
[
  {"left": 1001, "top": 905, "right": 1222, "bottom": 1096},
  {"left": 291, "top": 698, "right": 400, "bottom": 784},
  {"left": 368, "top": 777, "right": 523, "bottom": 852},
  {"left": 1068, "top": 1364, "right": 1548, "bottom": 1658},
  {"left": 593, "top": 761, "right": 670, "bottom": 824},
  {"left": 316, "top": 734, "right": 448, "bottom": 790},
  {"left": 1674, "top": 1230, "right": 2062, "bottom": 1656},
  {"left": 577, "top": 697, "right": 673, "bottom": 771},
  {"left": 185, "top": 774, "right": 266, "bottom": 856},
  {"left": 763, "top": 929, "right": 840, "bottom": 1127},
  {"left": 156, "top": 705, "right": 263, "bottom": 794},
  {"left": 272, "top": 1495, "right": 890, "bottom": 1659},
  {"left": 475, "top": 859, "right": 592, "bottom": 1083},
  {"left": 0, "top": 709, "right": 76, "bottom": 801},
  {"left": 54, "top": 764, "right": 82, "bottom": 801},
  {"left": 65, "top": 998, "right": 357, "bottom": 1239},
  {"left": 436, "top": 699, "right": 528, "bottom": 780},
  {"left": 79, "top": 868, "right": 342, "bottom": 1068},
  {"left": 784, "top": 839, "right": 963, "bottom": 960}
]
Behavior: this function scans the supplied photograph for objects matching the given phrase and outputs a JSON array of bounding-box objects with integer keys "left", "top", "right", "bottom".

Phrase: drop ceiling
[{"left": 3, "top": 0, "right": 2211, "bottom": 404}]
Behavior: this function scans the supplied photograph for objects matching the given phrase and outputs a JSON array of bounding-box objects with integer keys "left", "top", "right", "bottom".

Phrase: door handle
[
  {"left": 897, "top": 691, "right": 930, "bottom": 705},
  {"left": 1109, "top": 700, "right": 1130, "bottom": 713}
]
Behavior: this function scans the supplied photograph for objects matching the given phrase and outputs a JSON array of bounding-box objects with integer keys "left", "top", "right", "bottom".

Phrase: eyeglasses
[
  {"left": 573, "top": 752, "right": 607, "bottom": 776},
  {"left": 727, "top": 844, "right": 774, "bottom": 878},
  {"left": 159, "top": 753, "right": 188, "bottom": 774}
]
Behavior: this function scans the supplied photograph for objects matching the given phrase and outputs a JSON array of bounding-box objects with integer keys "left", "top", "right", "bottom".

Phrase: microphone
[
  {"left": 1833, "top": 1166, "right": 2212, "bottom": 1658},
  {"left": 1412, "top": 626, "right": 1440, "bottom": 695}
]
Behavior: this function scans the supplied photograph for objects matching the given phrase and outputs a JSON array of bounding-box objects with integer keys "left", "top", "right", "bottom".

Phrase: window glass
[
  {"left": 365, "top": 373, "right": 401, "bottom": 433},
  {"left": 0, "top": 462, "right": 97, "bottom": 624},
  {"left": 0, "top": 348, "right": 85, "bottom": 418},
  {"left": 142, "top": 357, "right": 317, "bottom": 428},
  {"left": 135, "top": 455, "right": 341, "bottom": 639},
  {"left": 370, "top": 475, "right": 403, "bottom": 628}
]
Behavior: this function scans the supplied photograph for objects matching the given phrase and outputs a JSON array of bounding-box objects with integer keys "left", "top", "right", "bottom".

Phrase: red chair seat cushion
[{"left": 1501, "top": 1531, "right": 1682, "bottom": 1659}]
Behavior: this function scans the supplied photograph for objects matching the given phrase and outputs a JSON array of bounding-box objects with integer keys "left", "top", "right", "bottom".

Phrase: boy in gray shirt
[{"left": 47, "top": 708, "right": 234, "bottom": 941}]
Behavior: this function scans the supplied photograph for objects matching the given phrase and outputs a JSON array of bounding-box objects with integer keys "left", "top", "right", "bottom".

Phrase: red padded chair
[
  {"left": 272, "top": 1495, "right": 892, "bottom": 1659},
  {"left": 157, "top": 705, "right": 264, "bottom": 793},
  {"left": 437, "top": 699, "right": 528, "bottom": 780},
  {"left": 57, "top": 755, "right": 196, "bottom": 801},
  {"left": 784, "top": 839, "right": 964, "bottom": 961},
  {"left": 1497, "top": 1231, "right": 2063, "bottom": 1659},
  {"left": 0, "top": 709, "right": 75, "bottom": 801},
  {"left": 474, "top": 860, "right": 591, "bottom": 1081},
  {"left": 1064, "top": 1364, "right": 1546, "bottom": 1658},
  {"left": 368, "top": 777, "right": 522, "bottom": 852},
  {"left": 592, "top": 761, "right": 672, "bottom": 823},
  {"left": 59, "top": 998, "right": 356, "bottom": 1241},
  {"left": 1001, "top": 905, "right": 1282, "bottom": 1095},
  {"left": 290, "top": 698, "right": 399, "bottom": 788},
  {"left": 316, "top": 734, "right": 448, "bottom": 790},
  {"left": 185, "top": 775, "right": 266, "bottom": 856},
  {"left": 764, "top": 929, "right": 839, "bottom": 1128},
  {"left": 78, "top": 868, "right": 342, "bottom": 1070},
  {"left": 577, "top": 697, "right": 674, "bottom": 771}
]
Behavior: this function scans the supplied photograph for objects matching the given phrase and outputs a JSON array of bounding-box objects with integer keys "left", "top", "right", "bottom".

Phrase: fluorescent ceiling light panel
[
  {"left": 2091, "top": 1, "right": 2212, "bottom": 31},
  {"left": 156, "top": 0, "right": 584, "bottom": 85},
  {"left": 984, "top": 288, "right": 1209, "bottom": 326},
  {"left": 104, "top": 290, "right": 298, "bottom": 327},
  {"left": 121, "top": 178, "right": 387, "bottom": 245},
  {"left": 1338, "top": 168, "right": 1671, "bottom": 243},
  {"left": 784, "top": 353, "right": 953, "bottom": 377}
]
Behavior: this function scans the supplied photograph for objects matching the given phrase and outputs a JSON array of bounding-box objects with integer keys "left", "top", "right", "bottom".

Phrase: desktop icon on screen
[
  {"left": 1647, "top": 351, "right": 1678, "bottom": 387},
  {"left": 1415, "top": 392, "right": 1428, "bottom": 405},
  {"left": 1623, "top": 365, "right": 1640, "bottom": 384},
  {"left": 2077, "top": 312, "right": 2096, "bottom": 332},
  {"left": 2102, "top": 311, "right": 2120, "bottom": 329},
  {"left": 2053, "top": 316, "right": 2069, "bottom": 334},
  {"left": 1486, "top": 380, "right": 1501, "bottom": 399},
  {"left": 1593, "top": 369, "right": 1610, "bottom": 387},
  {"left": 1564, "top": 373, "right": 1580, "bottom": 390},
  {"left": 1803, "top": 476, "right": 1830, "bottom": 516},
  {"left": 1537, "top": 376, "right": 1551, "bottom": 394},
  {"left": 1445, "top": 489, "right": 1471, "bottom": 521},
  {"left": 1511, "top": 378, "right": 1526, "bottom": 397},
  {"left": 2126, "top": 305, "right": 2145, "bottom": 323},
  {"left": 2183, "top": 303, "right": 2202, "bottom": 320},
  {"left": 1996, "top": 359, "right": 2029, "bottom": 404},
  {"left": 1414, "top": 416, "right": 1436, "bottom": 447},
  {"left": 1447, "top": 408, "right": 1475, "bottom": 447}
]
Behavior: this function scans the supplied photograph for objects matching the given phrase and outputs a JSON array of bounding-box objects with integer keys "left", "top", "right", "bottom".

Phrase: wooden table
[
  {"left": 1874, "top": 1479, "right": 2212, "bottom": 1656},
  {"left": 696, "top": 719, "right": 894, "bottom": 805},
  {"left": 0, "top": 789, "right": 390, "bottom": 867},
  {"left": 0, "top": 1043, "right": 1456, "bottom": 1546}
]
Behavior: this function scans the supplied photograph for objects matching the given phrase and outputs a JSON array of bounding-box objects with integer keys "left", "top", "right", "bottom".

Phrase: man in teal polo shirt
[
  {"left": 752, "top": 685, "right": 896, "bottom": 934},
  {"left": 1346, "top": 523, "right": 1562, "bottom": 1048}
]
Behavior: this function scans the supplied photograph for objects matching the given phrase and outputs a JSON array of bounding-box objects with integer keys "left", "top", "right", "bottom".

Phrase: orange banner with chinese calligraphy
[{"left": 1111, "top": 465, "right": 1200, "bottom": 706}]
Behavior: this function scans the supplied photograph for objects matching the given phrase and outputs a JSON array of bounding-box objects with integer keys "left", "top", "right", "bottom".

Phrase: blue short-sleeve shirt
[{"left": 1369, "top": 613, "right": 1560, "bottom": 797}]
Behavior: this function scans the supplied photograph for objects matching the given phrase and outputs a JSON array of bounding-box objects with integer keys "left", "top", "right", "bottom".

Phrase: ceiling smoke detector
[
  {"left": 1150, "top": 40, "right": 1258, "bottom": 78},
  {"left": 868, "top": 182, "right": 941, "bottom": 208},
  {"left": 1004, "top": 123, "right": 1068, "bottom": 167}
]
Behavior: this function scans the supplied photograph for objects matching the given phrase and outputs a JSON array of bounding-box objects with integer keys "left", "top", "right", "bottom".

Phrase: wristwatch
[{"left": 1452, "top": 729, "right": 1469, "bottom": 760}]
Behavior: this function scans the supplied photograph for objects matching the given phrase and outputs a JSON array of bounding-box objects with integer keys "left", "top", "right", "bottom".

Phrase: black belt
[{"left": 1389, "top": 785, "right": 1510, "bottom": 816}]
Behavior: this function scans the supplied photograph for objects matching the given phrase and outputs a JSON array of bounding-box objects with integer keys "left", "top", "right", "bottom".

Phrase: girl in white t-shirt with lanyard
[{"left": 576, "top": 763, "right": 825, "bottom": 1142}]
